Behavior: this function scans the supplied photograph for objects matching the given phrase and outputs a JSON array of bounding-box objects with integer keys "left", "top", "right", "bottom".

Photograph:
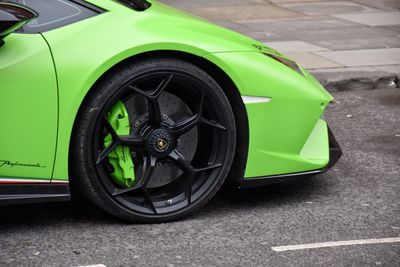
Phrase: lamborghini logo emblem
[{"left": 156, "top": 138, "right": 168, "bottom": 151}]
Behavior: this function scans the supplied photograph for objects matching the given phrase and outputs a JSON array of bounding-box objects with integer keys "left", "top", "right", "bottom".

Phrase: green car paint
[
  {"left": 0, "top": 34, "right": 57, "bottom": 181},
  {"left": 204, "top": 52, "right": 332, "bottom": 177},
  {"left": 0, "top": 0, "right": 334, "bottom": 183},
  {"left": 104, "top": 101, "right": 136, "bottom": 188}
]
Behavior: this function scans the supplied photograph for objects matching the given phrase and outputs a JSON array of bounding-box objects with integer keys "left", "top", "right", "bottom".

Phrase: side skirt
[{"left": 0, "top": 183, "right": 71, "bottom": 206}]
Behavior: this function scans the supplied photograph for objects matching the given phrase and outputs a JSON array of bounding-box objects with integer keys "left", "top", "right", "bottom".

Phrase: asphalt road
[{"left": 0, "top": 88, "right": 399, "bottom": 267}]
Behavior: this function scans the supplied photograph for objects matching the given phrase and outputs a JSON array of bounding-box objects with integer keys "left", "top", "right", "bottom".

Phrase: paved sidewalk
[{"left": 160, "top": 0, "right": 400, "bottom": 91}]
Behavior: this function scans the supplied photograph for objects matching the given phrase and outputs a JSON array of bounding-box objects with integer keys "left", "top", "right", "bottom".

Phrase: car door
[
  {"left": 0, "top": 0, "right": 104, "bottom": 184},
  {"left": 0, "top": 32, "right": 58, "bottom": 182}
]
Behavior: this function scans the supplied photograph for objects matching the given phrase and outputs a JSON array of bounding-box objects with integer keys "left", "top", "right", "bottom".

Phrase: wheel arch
[{"left": 70, "top": 50, "right": 249, "bottom": 185}]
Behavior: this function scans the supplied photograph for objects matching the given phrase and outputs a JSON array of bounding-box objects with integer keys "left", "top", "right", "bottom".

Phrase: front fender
[{"left": 204, "top": 51, "right": 333, "bottom": 177}]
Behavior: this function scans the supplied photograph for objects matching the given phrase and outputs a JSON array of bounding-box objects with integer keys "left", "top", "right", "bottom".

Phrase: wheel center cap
[
  {"left": 156, "top": 138, "right": 169, "bottom": 151},
  {"left": 146, "top": 128, "right": 174, "bottom": 156}
]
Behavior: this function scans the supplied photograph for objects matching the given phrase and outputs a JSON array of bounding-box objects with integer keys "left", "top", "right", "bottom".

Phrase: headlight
[
  {"left": 264, "top": 53, "right": 304, "bottom": 76},
  {"left": 252, "top": 44, "right": 304, "bottom": 76}
]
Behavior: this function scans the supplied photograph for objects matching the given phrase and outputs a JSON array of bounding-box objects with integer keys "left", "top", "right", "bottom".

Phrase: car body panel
[
  {"left": 39, "top": 0, "right": 334, "bottom": 181},
  {"left": 39, "top": 0, "right": 259, "bottom": 181},
  {"left": 0, "top": 0, "right": 339, "bottom": 190},
  {"left": 204, "top": 52, "right": 333, "bottom": 177},
  {"left": 0, "top": 33, "right": 57, "bottom": 181}
]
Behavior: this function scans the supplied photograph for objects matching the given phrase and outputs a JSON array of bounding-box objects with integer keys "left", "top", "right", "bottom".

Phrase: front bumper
[{"left": 238, "top": 126, "right": 342, "bottom": 189}]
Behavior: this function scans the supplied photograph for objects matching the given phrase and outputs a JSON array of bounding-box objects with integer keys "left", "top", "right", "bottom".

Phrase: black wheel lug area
[{"left": 145, "top": 128, "right": 175, "bottom": 157}]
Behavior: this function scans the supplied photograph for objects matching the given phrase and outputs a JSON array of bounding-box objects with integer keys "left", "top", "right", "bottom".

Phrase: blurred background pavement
[{"left": 160, "top": 0, "right": 400, "bottom": 91}]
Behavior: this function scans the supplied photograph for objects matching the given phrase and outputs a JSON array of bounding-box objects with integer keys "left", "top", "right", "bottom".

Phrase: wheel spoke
[
  {"left": 169, "top": 149, "right": 223, "bottom": 175},
  {"left": 143, "top": 188, "right": 157, "bottom": 214},
  {"left": 97, "top": 116, "right": 122, "bottom": 165},
  {"left": 96, "top": 142, "right": 119, "bottom": 165},
  {"left": 168, "top": 149, "right": 195, "bottom": 175},
  {"left": 138, "top": 156, "right": 157, "bottom": 187},
  {"left": 103, "top": 115, "right": 120, "bottom": 141},
  {"left": 194, "top": 163, "right": 222, "bottom": 173},
  {"left": 200, "top": 118, "right": 226, "bottom": 131},
  {"left": 185, "top": 174, "right": 193, "bottom": 205},
  {"left": 170, "top": 117, "right": 226, "bottom": 137},
  {"left": 148, "top": 98, "right": 162, "bottom": 127},
  {"left": 169, "top": 89, "right": 204, "bottom": 137},
  {"left": 111, "top": 184, "right": 137, "bottom": 197},
  {"left": 128, "top": 74, "right": 173, "bottom": 100},
  {"left": 152, "top": 74, "right": 174, "bottom": 99},
  {"left": 168, "top": 150, "right": 195, "bottom": 204},
  {"left": 169, "top": 114, "right": 200, "bottom": 137},
  {"left": 98, "top": 115, "right": 145, "bottom": 165},
  {"left": 168, "top": 150, "right": 222, "bottom": 205},
  {"left": 128, "top": 74, "right": 174, "bottom": 127},
  {"left": 168, "top": 88, "right": 226, "bottom": 137},
  {"left": 112, "top": 156, "right": 157, "bottom": 196},
  {"left": 119, "top": 135, "right": 146, "bottom": 146}
]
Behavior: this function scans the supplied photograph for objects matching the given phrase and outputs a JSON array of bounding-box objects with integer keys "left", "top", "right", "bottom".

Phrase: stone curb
[{"left": 311, "top": 70, "right": 399, "bottom": 92}]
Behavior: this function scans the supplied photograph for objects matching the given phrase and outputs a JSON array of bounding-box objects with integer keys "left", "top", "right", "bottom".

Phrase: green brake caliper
[{"left": 104, "top": 101, "right": 135, "bottom": 188}]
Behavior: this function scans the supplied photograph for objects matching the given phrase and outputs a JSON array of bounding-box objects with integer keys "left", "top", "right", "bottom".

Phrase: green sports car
[{"left": 0, "top": 0, "right": 341, "bottom": 222}]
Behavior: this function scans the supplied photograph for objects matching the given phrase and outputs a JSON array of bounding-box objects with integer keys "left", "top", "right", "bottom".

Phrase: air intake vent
[{"left": 115, "top": 0, "right": 151, "bottom": 11}]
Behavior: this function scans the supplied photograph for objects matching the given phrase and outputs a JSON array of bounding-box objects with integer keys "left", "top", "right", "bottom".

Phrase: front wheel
[{"left": 71, "top": 58, "right": 236, "bottom": 223}]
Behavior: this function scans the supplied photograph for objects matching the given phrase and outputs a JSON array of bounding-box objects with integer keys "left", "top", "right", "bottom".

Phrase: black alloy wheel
[{"left": 71, "top": 58, "right": 236, "bottom": 223}]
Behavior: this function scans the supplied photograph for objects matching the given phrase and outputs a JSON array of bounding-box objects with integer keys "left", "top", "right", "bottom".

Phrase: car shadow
[
  {"left": 203, "top": 173, "right": 335, "bottom": 216},
  {"left": 0, "top": 174, "right": 334, "bottom": 230}
]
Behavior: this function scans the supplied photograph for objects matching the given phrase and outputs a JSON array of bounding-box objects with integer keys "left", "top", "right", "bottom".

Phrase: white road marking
[
  {"left": 77, "top": 265, "right": 107, "bottom": 267},
  {"left": 271, "top": 237, "right": 400, "bottom": 252}
]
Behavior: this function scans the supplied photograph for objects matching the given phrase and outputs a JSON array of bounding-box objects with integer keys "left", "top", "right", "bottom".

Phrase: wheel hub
[{"left": 146, "top": 128, "right": 174, "bottom": 157}]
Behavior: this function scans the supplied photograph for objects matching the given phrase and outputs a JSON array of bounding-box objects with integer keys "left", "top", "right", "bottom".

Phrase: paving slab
[
  {"left": 334, "top": 12, "right": 400, "bottom": 26},
  {"left": 352, "top": 0, "right": 400, "bottom": 11},
  {"left": 240, "top": 17, "right": 360, "bottom": 32},
  {"left": 312, "top": 36, "right": 400, "bottom": 51},
  {"left": 279, "top": 26, "right": 399, "bottom": 41},
  {"left": 213, "top": 21, "right": 293, "bottom": 42},
  {"left": 315, "top": 48, "right": 400, "bottom": 67},
  {"left": 212, "top": 20, "right": 257, "bottom": 34},
  {"left": 159, "top": 0, "right": 265, "bottom": 8},
  {"left": 270, "top": 0, "right": 334, "bottom": 3},
  {"left": 378, "top": 25, "right": 400, "bottom": 33},
  {"left": 245, "top": 31, "right": 292, "bottom": 42},
  {"left": 185, "top": 4, "right": 301, "bottom": 21},
  {"left": 285, "top": 52, "right": 342, "bottom": 69},
  {"left": 265, "top": 41, "right": 329, "bottom": 53},
  {"left": 281, "top": 1, "right": 379, "bottom": 16},
  {"left": 375, "top": 65, "right": 400, "bottom": 75}
]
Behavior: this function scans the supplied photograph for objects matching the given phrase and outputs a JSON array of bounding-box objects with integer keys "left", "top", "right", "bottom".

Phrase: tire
[{"left": 70, "top": 58, "right": 236, "bottom": 223}]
